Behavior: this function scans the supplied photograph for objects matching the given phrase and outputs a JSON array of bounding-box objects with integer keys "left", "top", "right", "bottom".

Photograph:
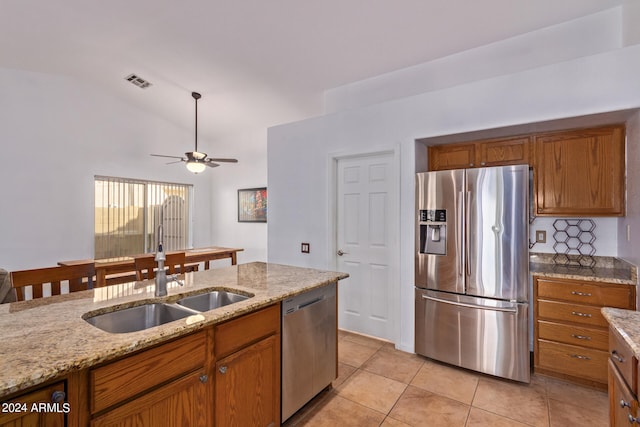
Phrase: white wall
[
  {"left": 324, "top": 8, "right": 622, "bottom": 114},
  {"left": 0, "top": 67, "right": 219, "bottom": 270},
  {"left": 529, "top": 217, "right": 618, "bottom": 256},
  {"left": 268, "top": 44, "right": 640, "bottom": 352},
  {"left": 618, "top": 111, "right": 640, "bottom": 266},
  {"left": 624, "top": 0, "right": 640, "bottom": 45},
  {"left": 209, "top": 127, "right": 268, "bottom": 265}
]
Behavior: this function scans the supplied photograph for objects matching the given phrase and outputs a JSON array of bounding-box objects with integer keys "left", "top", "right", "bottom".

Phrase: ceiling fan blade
[
  {"left": 151, "top": 154, "right": 185, "bottom": 160},
  {"left": 205, "top": 161, "right": 220, "bottom": 168},
  {"left": 166, "top": 159, "right": 185, "bottom": 165},
  {"left": 208, "top": 158, "right": 238, "bottom": 163}
]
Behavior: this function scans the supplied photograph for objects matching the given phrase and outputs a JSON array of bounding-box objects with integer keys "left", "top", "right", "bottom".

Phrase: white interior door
[{"left": 336, "top": 152, "right": 396, "bottom": 341}]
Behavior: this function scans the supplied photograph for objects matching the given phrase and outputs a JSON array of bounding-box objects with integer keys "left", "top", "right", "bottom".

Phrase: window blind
[{"left": 94, "top": 176, "right": 193, "bottom": 259}]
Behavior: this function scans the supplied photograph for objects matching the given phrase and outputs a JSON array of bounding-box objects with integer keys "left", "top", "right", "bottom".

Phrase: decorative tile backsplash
[{"left": 552, "top": 219, "right": 596, "bottom": 268}]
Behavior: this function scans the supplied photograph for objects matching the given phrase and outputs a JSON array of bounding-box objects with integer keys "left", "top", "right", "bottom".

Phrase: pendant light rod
[{"left": 192, "top": 91, "right": 201, "bottom": 153}]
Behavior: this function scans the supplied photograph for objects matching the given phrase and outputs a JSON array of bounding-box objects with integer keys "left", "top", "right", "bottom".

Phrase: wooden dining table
[{"left": 59, "top": 246, "right": 244, "bottom": 288}]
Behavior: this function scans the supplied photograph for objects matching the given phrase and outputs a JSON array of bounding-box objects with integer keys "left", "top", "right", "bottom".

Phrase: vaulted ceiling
[{"left": 1, "top": 0, "right": 624, "bottom": 143}]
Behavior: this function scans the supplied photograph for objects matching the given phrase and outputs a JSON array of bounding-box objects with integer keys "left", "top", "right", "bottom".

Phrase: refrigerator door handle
[
  {"left": 465, "top": 191, "right": 471, "bottom": 277},
  {"left": 422, "top": 294, "right": 518, "bottom": 313},
  {"left": 457, "top": 191, "right": 464, "bottom": 277}
]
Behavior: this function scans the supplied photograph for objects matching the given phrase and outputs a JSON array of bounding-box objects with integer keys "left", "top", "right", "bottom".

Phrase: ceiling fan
[{"left": 151, "top": 91, "right": 238, "bottom": 174}]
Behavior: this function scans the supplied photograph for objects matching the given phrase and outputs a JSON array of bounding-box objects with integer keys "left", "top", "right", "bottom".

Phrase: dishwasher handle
[
  {"left": 299, "top": 297, "right": 323, "bottom": 309},
  {"left": 284, "top": 295, "right": 327, "bottom": 315}
]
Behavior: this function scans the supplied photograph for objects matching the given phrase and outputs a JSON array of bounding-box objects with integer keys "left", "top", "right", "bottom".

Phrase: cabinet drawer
[
  {"left": 91, "top": 371, "right": 208, "bottom": 427},
  {"left": 538, "top": 300, "right": 608, "bottom": 327},
  {"left": 609, "top": 326, "right": 638, "bottom": 395},
  {"left": 538, "top": 340, "right": 608, "bottom": 383},
  {"left": 91, "top": 331, "right": 206, "bottom": 414},
  {"left": 538, "top": 320, "right": 608, "bottom": 351},
  {"left": 215, "top": 304, "right": 280, "bottom": 358},
  {"left": 537, "top": 278, "right": 632, "bottom": 308}
]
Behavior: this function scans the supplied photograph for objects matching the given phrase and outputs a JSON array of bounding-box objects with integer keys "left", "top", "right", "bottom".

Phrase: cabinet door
[
  {"left": 0, "top": 382, "right": 66, "bottom": 427},
  {"left": 534, "top": 126, "right": 625, "bottom": 216},
  {"left": 215, "top": 335, "right": 280, "bottom": 427},
  {"left": 91, "top": 372, "right": 209, "bottom": 427},
  {"left": 609, "top": 359, "right": 639, "bottom": 427},
  {"left": 478, "top": 136, "right": 531, "bottom": 167},
  {"left": 428, "top": 144, "right": 476, "bottom": 171}
]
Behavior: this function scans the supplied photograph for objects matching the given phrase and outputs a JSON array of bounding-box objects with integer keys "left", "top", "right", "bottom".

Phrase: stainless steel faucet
[
  {"left": 154, "top": 224, "right": 168, "bottom": 297},
  {"left": 154, "top": 224, "right": 183, "bottom": 297}
]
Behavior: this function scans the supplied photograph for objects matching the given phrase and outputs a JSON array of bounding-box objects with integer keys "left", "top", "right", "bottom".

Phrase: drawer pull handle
[
  {"left": 569, "top": 354, "right": 591, "bottom": 360},
  {"left": 629, "top": 414, "right": 639, "bottom": 424},
  {"left": 571, "top": 291, "right": 592, "bottom": 297},
  {"left": 219, "top": 366, "right": 227, "bottom": 374},
  {"left": 571, "top": 334, "right": 591, "bottom": 341},
  {"left": 612, "top": 350, "right": 625, "bottom": 363},
  {"left": 621, "top": 399, "right": 631, "bottom": 409},
  {"left": 571, "top": 311, "right": 592, "bottom": 318}
]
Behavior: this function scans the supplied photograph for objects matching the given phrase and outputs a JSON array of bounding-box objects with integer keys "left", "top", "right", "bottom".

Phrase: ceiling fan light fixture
[
  {"left": 150, "top": 91, "right": 238, "bottom": 171},
  {"left": 186, "top": 160, "right": 206, "bottom": 174}
]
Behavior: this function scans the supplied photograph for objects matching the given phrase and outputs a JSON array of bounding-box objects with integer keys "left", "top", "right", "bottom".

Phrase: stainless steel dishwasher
[{"left": 282, "top": 283, "right": 337, "bottom": 422}]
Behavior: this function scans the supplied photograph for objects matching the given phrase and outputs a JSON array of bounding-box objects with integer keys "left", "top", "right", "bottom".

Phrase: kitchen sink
[
  {"left": 176, "top": 290, "right": 250, "bottom": 312},
  {"left": 85, "top": 303, "right": 199, "bottom": 334}
]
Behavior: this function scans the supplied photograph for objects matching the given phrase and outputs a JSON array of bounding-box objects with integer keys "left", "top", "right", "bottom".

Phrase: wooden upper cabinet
[
  {"left": 534, "top": 125, "right": 625, "bottom": 216},
  {"left": 428, "top": 135, "right": 530, "bottom": 171},
  {"left": 479, "top": 136, "right": 531, "bottom": 167},
  {"left": 428, "top": 143, "right": 476, "bottom": 170}
]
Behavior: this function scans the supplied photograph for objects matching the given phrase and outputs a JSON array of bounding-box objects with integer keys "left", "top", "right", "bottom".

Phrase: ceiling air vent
[{"left": 125, "top": 74, "right": 152, "bottom": 89}]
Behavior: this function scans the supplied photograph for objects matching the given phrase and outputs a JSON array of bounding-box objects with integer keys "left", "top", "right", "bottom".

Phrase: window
[{"left": 94, "top": 176, "right": 193, "bottom": 259}]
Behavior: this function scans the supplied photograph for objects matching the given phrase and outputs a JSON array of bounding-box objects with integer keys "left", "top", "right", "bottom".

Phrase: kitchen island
[
  {"left": 602, "top": 308, "right": 640, "bottom": 426},
  {"left": 0, "top": 262, "right": 348, "bottom": 426}
]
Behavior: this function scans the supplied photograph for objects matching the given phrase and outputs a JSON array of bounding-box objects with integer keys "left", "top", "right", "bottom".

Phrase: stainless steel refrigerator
[{"left": 415, "top": 164, "right": 530, "bottom": 383}]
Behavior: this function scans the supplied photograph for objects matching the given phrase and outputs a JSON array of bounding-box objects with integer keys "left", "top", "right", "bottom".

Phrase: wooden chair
[
  {"left": 134, "top": 252, "right": 186, "bottom": 281},
  {"left": 10, "top": 263, "right": 96, "bottom": 301}
]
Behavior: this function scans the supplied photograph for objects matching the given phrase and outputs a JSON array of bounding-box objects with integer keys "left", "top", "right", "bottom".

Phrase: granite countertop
[
  {"left": 602, "top": 307, "right": 640, "bottom": 358},
  {"left": 0, "top": 262, "right": 348, "bottom": 398},
  {"left": 530, "top": 253, "right": 637, "bottom": 285}
]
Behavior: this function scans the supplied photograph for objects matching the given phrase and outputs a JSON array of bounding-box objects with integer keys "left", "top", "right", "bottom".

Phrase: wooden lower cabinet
[
  {"left": 89, "top": 330, "right": 211, "bottom": 426},
  {"left": 214, "top": 304, "right": 281, "bottom": 427},
  {"left": 0, "top": 381, "right": 67, "bottom": 427},
  {"left": 534, "top": 276, "right": 635, "bottom": 388},
  {"left": 91, "top": 372, "right": 209, "bottom": 427},
  {"left": 610, "top": 359, "right": 639, "bottom": 426},
  {"left": 1, "top": 303, "right": 283, "bottom": 427},
  {"left": 609, "top": 326, "right": 640, "bottom": 426},
  {"left": 215, "top": 335, "right": 279, "bottom": 427}
]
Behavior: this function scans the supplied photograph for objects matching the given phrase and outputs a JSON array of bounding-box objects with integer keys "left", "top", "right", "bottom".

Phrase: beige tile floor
[{"left": 283, "top": 330, "right": 609, "bottom": 427}]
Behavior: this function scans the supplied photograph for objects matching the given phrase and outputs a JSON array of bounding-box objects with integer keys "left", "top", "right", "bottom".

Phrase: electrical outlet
[
  {"left": 535, "top": 230, "right": 546, "bottom": 244},
  {"left": 301, "top": 243, "right": 310, "bottom": 253}
]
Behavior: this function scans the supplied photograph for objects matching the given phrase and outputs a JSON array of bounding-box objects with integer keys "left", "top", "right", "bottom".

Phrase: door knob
[{"left": 337, "top": 250, "right": 348, "bottom": 256}]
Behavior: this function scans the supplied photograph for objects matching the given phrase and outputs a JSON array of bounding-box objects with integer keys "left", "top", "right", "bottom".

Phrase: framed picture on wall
[{"left": 238, "top": 187, "right": 267, "bottom": 222}]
